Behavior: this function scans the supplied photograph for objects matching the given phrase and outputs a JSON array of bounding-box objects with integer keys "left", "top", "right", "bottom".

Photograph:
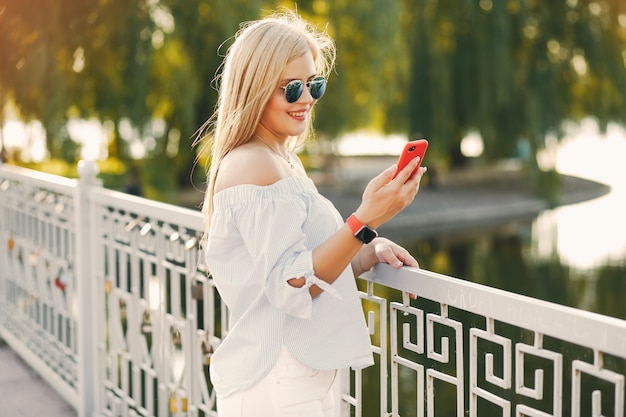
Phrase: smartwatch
[{"left": 346, "top": 213, "right": 378, "bottom": 244}]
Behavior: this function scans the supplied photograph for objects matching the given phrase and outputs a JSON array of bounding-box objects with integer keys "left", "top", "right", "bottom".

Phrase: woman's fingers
[
  {"left": 392, "top": 157, "right": 421, "bottom": 185},
  {"left": 375, "top": 241, "right": 418, "bottom": 269},
  {"left": 357, "top": 161, "right": 427, "bottom": 228},
  {"left": 369, "top": 164, "right": 397, "bottom": 190}
]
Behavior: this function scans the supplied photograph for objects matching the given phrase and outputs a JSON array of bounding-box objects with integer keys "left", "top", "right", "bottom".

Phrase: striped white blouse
[{"left": 205, "top": 176, "right": 374, "bottom": 398}]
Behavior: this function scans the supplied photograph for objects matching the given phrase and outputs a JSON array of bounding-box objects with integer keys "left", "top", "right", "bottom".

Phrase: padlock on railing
[
  {"left": 169, "top": 394, "right": 188, "bottom": 413},
  {"left": 55, "top": 267, "right": 68, "bottom": 291},
  {"left": 191, "top": 282, "right": 204, "bottom": 300},
  {"left": 201, "top": 340, "right": 213, "bottom": 366},
  {"left": 28, "top": 250, "right": 39, "bottom": 266},
  {"left": 184, "top": 234, "right": 201, "bottom": 251},
  {"left": 140, "top": 311, "right": 152, "bottom": 336}
]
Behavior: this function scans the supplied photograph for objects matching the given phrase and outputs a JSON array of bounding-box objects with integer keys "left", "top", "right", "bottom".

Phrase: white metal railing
[{"left": 1, "top": 160, "right": 625, "bottom": 417}]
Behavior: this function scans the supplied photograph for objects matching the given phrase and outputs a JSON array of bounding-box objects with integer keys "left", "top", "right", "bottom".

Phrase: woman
[{"left": 200, "top": 9, "right": 427, "bottom": 417}]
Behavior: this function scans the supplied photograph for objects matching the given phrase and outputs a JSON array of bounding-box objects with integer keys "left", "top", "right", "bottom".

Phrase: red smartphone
[{"left": 393, "top": 139, "right": 428, "bottom": 180}]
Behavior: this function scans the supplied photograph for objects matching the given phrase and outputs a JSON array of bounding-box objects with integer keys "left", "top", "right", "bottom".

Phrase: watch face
[{"left": 356, "top": 227, "right": 378, "bottom": 244}]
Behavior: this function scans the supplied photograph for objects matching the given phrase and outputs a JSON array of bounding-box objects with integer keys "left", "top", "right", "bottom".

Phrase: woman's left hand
[
  {"left": 352, "top": 238, "right": 419, "bottom": 299},
  {"left": 352, "top": 237, "right": 418, "bottom": 276},
  {"left": 372, "top": 237, "right": 418, "bottom": 269}
]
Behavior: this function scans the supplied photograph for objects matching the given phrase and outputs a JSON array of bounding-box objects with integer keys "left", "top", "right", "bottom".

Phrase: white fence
[{"left": 1, "top": 160, "right": 625, "bottom": 417}]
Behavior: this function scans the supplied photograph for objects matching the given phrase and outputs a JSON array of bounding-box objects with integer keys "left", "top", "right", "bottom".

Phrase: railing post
[{"left": 75, "top": 160, "right": 101, "bottom": 417}]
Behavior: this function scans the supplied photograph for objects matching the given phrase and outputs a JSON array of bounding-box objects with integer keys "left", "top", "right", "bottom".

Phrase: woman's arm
[{"left": 288, "top": 158, "right": 426, "bottom": 298}]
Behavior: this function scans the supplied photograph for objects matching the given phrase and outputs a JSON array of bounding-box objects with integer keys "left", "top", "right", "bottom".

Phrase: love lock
[
  {"left": 191, "top": 282, "right": 204, "bottom": 300},
  {"left": 184, "top": 235, "right": 200, "bottom": 251},
  {"left": 28, "top": 250, "right": 39, "bottom": 266},
  {"left": 169, "top": 395, "right": 188, "bottom": 413},
  {"left": 55, "top": 268, "right": 68, "bottom": 291},
  {"left": 141, "top": 312, "right": 152, "bottom": 336},
  {"left": 201, "top": 340, "right": 213, "bottom": 366}
]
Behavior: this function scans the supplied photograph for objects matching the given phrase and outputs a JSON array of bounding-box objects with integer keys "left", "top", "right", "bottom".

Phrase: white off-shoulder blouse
[{"left": 205, "top": 176, "right": 374, "bottom": 398}]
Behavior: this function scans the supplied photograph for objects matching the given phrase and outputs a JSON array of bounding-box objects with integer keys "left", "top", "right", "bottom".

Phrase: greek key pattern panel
[
  {"left": 382, "top": 297, "right": 625, "bottom": 417},
  {"left": 350, "top": 281, "right": 389, "bottom": 417}
]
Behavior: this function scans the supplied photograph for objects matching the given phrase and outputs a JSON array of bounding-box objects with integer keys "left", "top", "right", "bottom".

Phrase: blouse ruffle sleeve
[{"left": 230, "top": 186, "right": 341, "bottom": 320}]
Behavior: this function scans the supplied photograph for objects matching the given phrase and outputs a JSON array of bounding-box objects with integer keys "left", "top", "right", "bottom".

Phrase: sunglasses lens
[
  {"left": 310, "top": 77, "right": 326, "bottom": 100},
  {"left": 282, "top": 77, "right": 327, "bottom": 102},
  {"left": 285, "top": 80, "right": 304, "bottom": 103}
]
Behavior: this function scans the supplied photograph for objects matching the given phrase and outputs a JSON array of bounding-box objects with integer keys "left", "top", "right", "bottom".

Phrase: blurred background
[{"left": 1, "top": 0, "right": 625, "bottom": 201}]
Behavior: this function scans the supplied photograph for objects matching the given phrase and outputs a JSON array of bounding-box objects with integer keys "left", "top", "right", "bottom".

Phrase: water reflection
[
  {"left": 530, "top": 122, "right": 626, "bottom": 316},
  {"left": 404, "top": 220, "right": 626, "bottom": 321},
  {"left": 533, "top": 123, "right": 626, "bottom": 271}
]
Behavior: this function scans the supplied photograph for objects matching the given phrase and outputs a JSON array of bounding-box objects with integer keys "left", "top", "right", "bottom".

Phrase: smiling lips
[{"left": 288, "top": 110, "right": 307, "bottom": 120}]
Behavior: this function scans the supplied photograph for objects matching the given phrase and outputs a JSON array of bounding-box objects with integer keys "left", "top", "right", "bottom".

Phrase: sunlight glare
[
  {"left": 67, "top": 119, "right": 109, "bottom": 161},
  {"left": 336, "top": 132, "right": 408, "bottom": 156},
  {"left": 532, "top": 120, "right": 626, "bottom": 270},
  {"left": 460, "top": 131, "right": 484, "bottom": 157},
  {"left": 3, "top": 120, "right": 47, "bottom": 162}
]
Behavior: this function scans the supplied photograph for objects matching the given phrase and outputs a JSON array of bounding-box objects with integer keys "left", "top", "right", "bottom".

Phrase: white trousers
[{"left": 216, "top": 347, "right": 338, "bottom": 417}]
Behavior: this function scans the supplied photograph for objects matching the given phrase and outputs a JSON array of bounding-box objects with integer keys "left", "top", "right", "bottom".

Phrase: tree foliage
[
  {"left": 1, "top": 0, "right": 625, "bottom": 200},
  {"left": 406, "top": 0, "right": 626, "bottom": 167}
]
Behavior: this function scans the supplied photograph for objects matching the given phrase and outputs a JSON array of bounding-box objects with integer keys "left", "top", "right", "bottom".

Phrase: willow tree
[
  {"left": 405, "top": 0, "right": 626, "bottom": 170},
  {"left": 163, "top": 0, "right": 264, "bottom": 188},
  {"left": 0, "top": 0, "right": 92, "bottom": 160},
  {"left": 303, "top": 0, "right": 406, "bottom": 138},
  {"left": 0, "top": 0, "right": 260, "bottom": 197}
]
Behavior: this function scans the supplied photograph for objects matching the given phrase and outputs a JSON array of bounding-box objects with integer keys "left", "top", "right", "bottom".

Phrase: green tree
[
  {"left": 297, "top": 0, "right": 406, "bottom": 138},
  {"left": 0, "top": 0, "right": 85, "bottom": 159},
  {"left": 163, "top": 0, "right": 263, "bottom": 187},
  {"left": 405, "top": 0, "right": 626, "bottom": 171}
]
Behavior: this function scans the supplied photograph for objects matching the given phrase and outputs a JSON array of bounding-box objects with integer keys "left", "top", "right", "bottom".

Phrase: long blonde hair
[{"left": 198, "top": 9, "right": 336, "bottom": 233}]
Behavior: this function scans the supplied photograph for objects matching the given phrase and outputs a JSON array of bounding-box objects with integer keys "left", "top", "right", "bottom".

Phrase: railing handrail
[
  {"left": 90, "top": 187, "right": 205, "bottom": 230},
  {"left": 0, "top": 161, "right": 77, "bottom": 191},
  {"left": 365, "top": 264, "right": 626, "bottom": 358}
]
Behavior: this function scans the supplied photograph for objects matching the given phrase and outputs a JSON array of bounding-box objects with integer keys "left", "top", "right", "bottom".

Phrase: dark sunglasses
[{"left": 280, "top": 76, "right": 327, "bottom": 103}]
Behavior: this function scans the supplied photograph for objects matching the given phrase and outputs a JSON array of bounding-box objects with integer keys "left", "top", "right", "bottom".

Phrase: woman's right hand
[{"left": 354, "top": 157, "right": 427, "bottom": 229}]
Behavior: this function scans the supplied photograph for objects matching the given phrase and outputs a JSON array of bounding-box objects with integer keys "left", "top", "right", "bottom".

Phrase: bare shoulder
[{"left": 214, "top": 143, "right": 283, "bottom": 193}]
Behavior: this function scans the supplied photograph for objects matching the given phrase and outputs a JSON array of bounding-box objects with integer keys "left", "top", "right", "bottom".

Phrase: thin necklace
[{"left": 255, "top": 135, "right": 295, "bottom": 169}]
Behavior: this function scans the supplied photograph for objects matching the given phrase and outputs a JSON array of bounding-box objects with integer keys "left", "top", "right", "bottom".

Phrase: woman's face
[{"left": 258, "top": 51, "right": 319, "bottom": 141}]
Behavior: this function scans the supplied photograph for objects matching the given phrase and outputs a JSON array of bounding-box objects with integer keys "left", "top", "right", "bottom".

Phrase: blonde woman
[{"left": 200, "top": 9, "right": 427, "bottom": 417}]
